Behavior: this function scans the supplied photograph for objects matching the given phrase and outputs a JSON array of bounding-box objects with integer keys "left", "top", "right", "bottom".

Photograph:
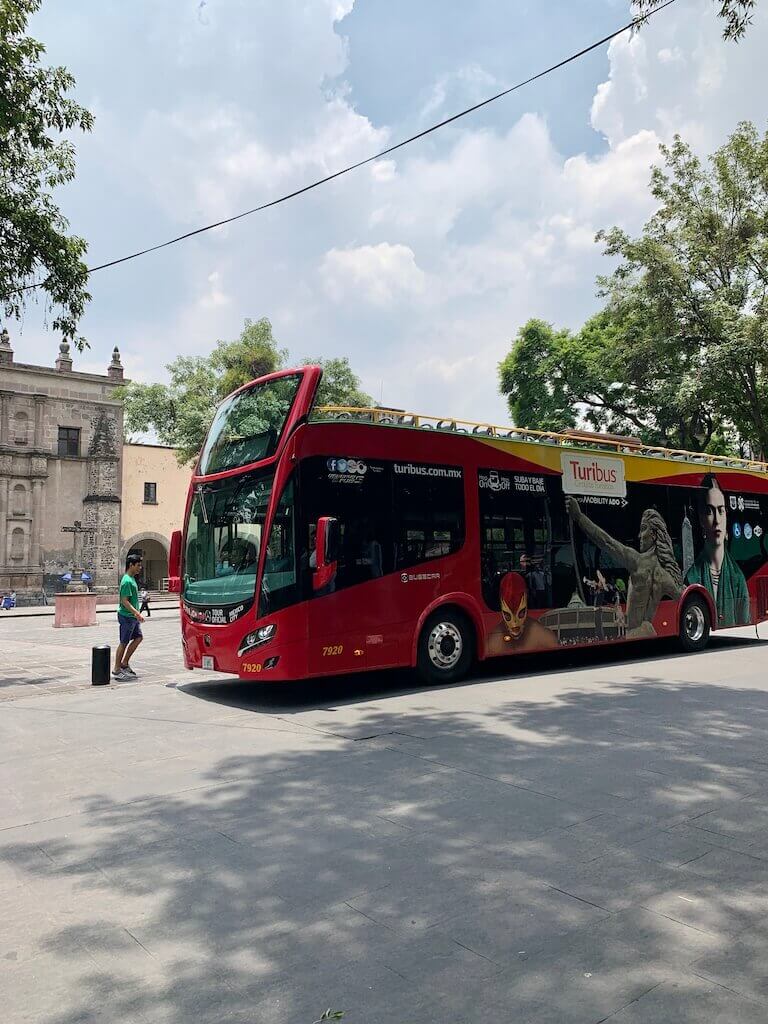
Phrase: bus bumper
[{"left": 182, "top": 620, "right": 308, "bottom": 681}]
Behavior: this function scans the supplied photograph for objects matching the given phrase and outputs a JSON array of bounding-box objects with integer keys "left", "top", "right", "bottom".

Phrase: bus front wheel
[
  {"left": 678, "top": 594, "right": 711, "bottom": 653},
  {"left": 417, "top": 609, "right": 474, "bottom": 686}
]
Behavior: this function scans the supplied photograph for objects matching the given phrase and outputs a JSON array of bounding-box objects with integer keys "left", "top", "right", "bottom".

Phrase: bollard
[{"left": 91, "top": 644, "right": 111, "bottom": 685}]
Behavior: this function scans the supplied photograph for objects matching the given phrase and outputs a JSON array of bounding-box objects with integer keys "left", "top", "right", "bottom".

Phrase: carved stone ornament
[{"left": 88, "top": 410, "right": 118, "bottom": 459}]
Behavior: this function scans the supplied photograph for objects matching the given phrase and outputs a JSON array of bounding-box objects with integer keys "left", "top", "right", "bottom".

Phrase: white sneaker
[
  {"left": 121, "top": 666, "right": 138, "bottom": 677},
  {"left": 112, "top": 669, "right": 129, "bottom": 681}
]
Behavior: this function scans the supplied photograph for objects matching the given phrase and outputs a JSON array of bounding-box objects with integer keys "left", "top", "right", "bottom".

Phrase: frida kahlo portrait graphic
[{"left": 684, "top": 473, "right": 750, "bottom": 627}]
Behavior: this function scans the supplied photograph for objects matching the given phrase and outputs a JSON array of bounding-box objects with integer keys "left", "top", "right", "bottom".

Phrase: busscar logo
[{"left": 400, "top": 572, "right": 441, "bottom": 583}]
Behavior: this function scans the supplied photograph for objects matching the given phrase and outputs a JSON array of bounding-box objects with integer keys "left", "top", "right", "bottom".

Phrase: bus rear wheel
[
  {"left": 678, "top": 594, "right": 711, "bottom": 653},
  {"left": 417, "top": 609, "right": 474, "bottom": 686}
]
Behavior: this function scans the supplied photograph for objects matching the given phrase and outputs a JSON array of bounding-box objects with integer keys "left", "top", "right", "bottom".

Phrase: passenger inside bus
[{"left": 216, "top": 538, "right": 259, "bottom": 577}]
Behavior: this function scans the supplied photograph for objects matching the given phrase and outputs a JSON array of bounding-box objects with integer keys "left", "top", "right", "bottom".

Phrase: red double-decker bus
[{"left": 171, "top": 366, "right": 768, "bottom": 685}]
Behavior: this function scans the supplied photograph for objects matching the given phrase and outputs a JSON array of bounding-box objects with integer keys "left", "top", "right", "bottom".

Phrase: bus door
[{"left": 302, "top": 456, "right": 398, "bottom": 675}]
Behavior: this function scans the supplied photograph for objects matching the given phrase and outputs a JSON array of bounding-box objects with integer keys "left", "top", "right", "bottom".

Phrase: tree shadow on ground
[{"left": 2, "top": 642, "right": 768, "bottom": 1024}]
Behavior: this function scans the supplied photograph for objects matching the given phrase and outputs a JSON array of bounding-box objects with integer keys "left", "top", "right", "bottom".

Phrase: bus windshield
[
  {"left": 183, "top": 470, "right": 274, "bottom": 606},
  {"left": 197, "top": 373, "right": 302, "bottom": 476}
]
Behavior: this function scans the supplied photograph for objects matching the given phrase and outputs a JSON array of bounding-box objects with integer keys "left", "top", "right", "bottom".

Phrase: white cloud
[
  {"left": 321, "top": 243, "right": 426, "bottom": 305},
  {"left": 16, "top": 0, "right": 768, "bottom": 431},
  {"left": 419, "top": 63, "right": 500, "bottom": 121}
]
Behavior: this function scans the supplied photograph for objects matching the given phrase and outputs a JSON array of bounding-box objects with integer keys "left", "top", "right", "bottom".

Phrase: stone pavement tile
[
  {"left": 691, "top": 924, "right": 768, "bottom": 1003},
  {"left": 122, "top": 892, "right": 302, "bottom": 967},
  {"left": 0, "top": 884, "right": 76, "bottom": 964},
  {"left": 681, "top": 846, "right": 768, "bottom": 890},
  {"left": 0, "top": 949, "right": 130, "bottom": 1024},
  {"left": 49, "top": 958, "right": 271, "bottom": 1024},
  {"left": 439, "top": 885, "right": 609, "bottom": 965},
  {"left": 639, "top": 879, "right": 768, "bottom": 938},
  {"left": 377, "top": 929, "right": 503, "bottom": 984},
  {"left": 414, "top": 786, "right": 599, "bottom": 847},
  {"left": 642, "top": 755, "right": 764, "bottom": 791},
  {"left": 216, "top": 807, "right": 411, "bottom": 855},
  {"left": 481, "top": 940, "right": 677, "bottom": 1024},
  {"left": 544, "top": 848, "right": 697, "bottom": 912},
  {"left": 507, "top": 769, "right": 677, "bottom": 818},
  {"left": 249, "top": 839, "right": 408, "bottom": 910},
  {"left": 346, "top": 876, "right": 490, "bottom": 935},
  {"left": 559, "top": 812, "right": 663, "bottom": 848},
  {"left": 557, "top": 905, "right": 725, "bottom": 968},
  {"left": 606, "top": 973, "right": 768, "bottom": 1022},
  {"left": 0, "top": 812, "right": 220, "bottom": 870},
  {"left": 246, "top": 961, "right": 442, "bottom": 1024},
  {"left": 469, "top": 823, "right": 636, "bottom": 878},
  {"left": 668, "top": 820, "right": 761, "bottom": 857},
  {"left": 680, "top": 796, "right": 768, "bottom": 847},
  {"left": 620, "top": 828, "right": 717, "bottom": 868}
]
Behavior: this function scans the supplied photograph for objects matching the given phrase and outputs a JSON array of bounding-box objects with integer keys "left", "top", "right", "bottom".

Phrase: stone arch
[
  {"left": 12, "top": 482, "right": 28, "bottom": 515},
  {"left": 12, "top": 411, "right": 29, "bottom": 445},
  {"left": 121, "top": 532, "right": 170, "bottom": 590},
  {"left": 9, "top": 526, "right": 27, "bottom": 562}
]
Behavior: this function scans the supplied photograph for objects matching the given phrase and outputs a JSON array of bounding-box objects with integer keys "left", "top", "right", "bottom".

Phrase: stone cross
[{"left": 61, "top": 520, "right": 95, "bottom": 587}]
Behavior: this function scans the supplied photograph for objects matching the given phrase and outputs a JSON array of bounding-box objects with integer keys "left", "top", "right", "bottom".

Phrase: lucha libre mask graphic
[{"left": 499, "top": 571, "right": 528, "bottom": 640}]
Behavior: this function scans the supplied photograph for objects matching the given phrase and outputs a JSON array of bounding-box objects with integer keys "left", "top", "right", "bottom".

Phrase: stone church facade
[{"left": 0, "top": 328, "right": 127, "bottom": 603}]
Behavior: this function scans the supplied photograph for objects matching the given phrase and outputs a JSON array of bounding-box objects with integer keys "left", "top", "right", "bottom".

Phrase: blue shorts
[{"left": 118, "top": 614, "right": 143, "bottom": 644}]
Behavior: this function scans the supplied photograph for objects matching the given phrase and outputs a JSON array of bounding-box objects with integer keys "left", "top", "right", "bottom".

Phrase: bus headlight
[{"left": 238, "top": 623, "right": 277, "bottom": 656}]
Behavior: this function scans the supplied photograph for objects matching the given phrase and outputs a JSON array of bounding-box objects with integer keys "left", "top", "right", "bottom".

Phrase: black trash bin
[{"left": 92, "top": 644, "right": 111, "bottom": 685}]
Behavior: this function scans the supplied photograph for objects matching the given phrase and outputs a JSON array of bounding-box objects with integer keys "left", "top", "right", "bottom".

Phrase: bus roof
[{"left": 310, "top": 406, "right": 768, "bottom": 475}]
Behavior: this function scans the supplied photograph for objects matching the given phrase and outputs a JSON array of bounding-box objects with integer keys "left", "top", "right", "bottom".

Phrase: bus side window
[
  {"left": 299, "top": 456, "right": 393, "bottom": 594},
  {"left": 393, "top": 465, "right": 465, "bottom": 571},
  {"left": 478, "top": 468, "right": 551, "bottom": 610}
]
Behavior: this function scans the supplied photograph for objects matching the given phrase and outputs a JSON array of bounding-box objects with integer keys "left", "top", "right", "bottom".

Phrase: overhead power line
[{"left": 32, "top": 0, "right": 678, "bottom": 285}]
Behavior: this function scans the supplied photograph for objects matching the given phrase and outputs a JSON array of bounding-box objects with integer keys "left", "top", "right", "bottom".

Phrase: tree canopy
[
  {"left": 120, "top": 318, "right": 371, "bottom": 465},
  {"left": 1, "top": 0, "right": 93, "bottom": 345},
  {"left": 500, "top": 122, "right": 768, "bottom": 458},
  {"left": 633, "top": 0, "right": 757, "bottom": 40}
]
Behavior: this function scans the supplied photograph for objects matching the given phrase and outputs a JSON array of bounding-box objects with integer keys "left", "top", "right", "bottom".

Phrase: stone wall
[{"left": 0, "top": 333, "right": 127, "bottom": 602}]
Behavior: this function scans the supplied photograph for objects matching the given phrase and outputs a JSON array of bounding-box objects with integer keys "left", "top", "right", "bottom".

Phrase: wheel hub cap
[
  {"left": 428, "top": 622, "right": 463, "bottom": 670},
  {"left": 684, "top": 605, "right": 705, "bottom": 642}
]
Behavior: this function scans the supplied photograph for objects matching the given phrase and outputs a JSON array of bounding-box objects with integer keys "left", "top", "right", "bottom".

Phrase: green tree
[
  {"left": 1, "top": 0, "right": 93, "bottom": 345},
  {"left": 633, "top": 0, "right": 757, "bottom": 40},
  {"left": 120, "top": 319, "right": 370, "bottom": 464},
  {"left": 305, "top": 356, "right": 372, "bottom": 408},
  {"left": 598, "top": 122, "right": 768, "bottom": 457},
  {"left": 498, "top": 319, "right": 577, "bottom": 433}
]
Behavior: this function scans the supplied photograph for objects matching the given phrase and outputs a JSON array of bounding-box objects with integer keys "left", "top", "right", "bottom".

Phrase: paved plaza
[{"left": 2, "top": 613, "right": 768, "bottom": 1023}]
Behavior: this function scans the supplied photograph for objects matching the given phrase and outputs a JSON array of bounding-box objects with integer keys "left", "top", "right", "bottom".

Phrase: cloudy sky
[{"left": 14, "top": 0, "right": 768, "bottom": 424}]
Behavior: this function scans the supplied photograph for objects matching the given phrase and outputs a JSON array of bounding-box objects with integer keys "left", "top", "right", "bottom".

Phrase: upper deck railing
[{"left": 311, "top": 406, "right": 768, "bottom": 474}]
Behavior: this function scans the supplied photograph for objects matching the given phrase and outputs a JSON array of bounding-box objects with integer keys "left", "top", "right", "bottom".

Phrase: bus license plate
[{"left": 202, "top": 656, "right": 215, "bottom": 670}]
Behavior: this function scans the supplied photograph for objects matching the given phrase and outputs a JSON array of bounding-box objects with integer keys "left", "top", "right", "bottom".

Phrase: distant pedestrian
[
  {"left": 113, "top": 554, "right": 144, "bottom": 681},
  {"left": 139, "top": 587, "right": 151, "bottom": 617}
]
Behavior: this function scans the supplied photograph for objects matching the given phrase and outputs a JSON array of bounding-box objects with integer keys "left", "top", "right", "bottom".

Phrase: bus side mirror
[
  {"left": 168, "top": 529, "right": 182, "bottom": 593},
  {"left": 313, "top": 516, "right": 339, "bottom": 592}
]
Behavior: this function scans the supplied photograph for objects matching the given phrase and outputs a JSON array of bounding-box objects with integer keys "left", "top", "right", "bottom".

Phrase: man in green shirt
[{"left": 113, "top": 553, "right": 145, "bottom": 680}]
